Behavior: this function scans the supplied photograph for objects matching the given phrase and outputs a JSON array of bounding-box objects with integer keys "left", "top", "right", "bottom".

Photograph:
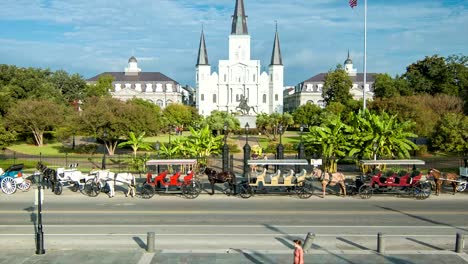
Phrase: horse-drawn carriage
[
  {"left": 82, "top": 169, "right": 135, "bottom": 198},
  {"left": 0, "top": 164, "right": 31, "bottom": 195},
  {"left": 138, "top": 159, "right": 202, "bottom": 199},
  {"left": 357, "top": 159, "right": 432, "bottom": 200},
  {"left": 238, "top": 159, "right": 314, "bottom": 199},
  {"left": 457, "top": 159, "right": 468, "bottom": 192},
  {"left": 37, "top": 162, "right": 86, "bottom": 195}
]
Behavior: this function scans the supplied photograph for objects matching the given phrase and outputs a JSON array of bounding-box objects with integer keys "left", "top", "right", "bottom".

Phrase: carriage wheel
[
  {"left": 18, "top": 179, "right": 32, "bottom": 192},
  {"left": 70, "top": 182, "right": 79, "bottom": 192},
  {"left": 297, "top": 184, "right": 314, "bottom": 199},
  {"left": 139, "top": 184, "right": 155, "bottom": 199},
  {"left": 84, "top": 179, "right": 100, "bottom": 197},
  {"left": 456, "top": 182, "right": 467, "bottom": 192},
  {"left": 54, "top": 182, "right": 63, "bottom": 195},
  {"left": 1, "top": 177, "right": 17, "bottom": 195},
  {"left": 239, "top": 184, "right": 252, "bottom": 199},
  {"left": 414, "top": 182, "right": 431, "bottom": 200},
  {"left": 182, "top": 180, "right": 201, "bottom": 199},
  {"left": 358, "top": 185, "right": 373, "bottom": 199}
]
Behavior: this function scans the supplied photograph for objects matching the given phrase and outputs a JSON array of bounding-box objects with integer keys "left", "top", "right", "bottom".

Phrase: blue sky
[{"left": 0, "top": 0, "right": 467, "bottom": 87}]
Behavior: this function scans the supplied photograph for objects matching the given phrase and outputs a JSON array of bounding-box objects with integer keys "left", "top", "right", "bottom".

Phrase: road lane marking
[
  {"left": 1, "top": 210, "right": 467, "bottom": 215},
  {"left": 137, "top": 253, "right": 154, "bottom": 264},
  {"left": 0, "top": 234, "right": 457, "bottom": 237},
  {"left": 1, "top": 225, "right": 467, "bottom": 228}
]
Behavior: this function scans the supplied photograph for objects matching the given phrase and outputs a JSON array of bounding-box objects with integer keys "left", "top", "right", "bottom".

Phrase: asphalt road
[{"left": 0, "top": 187, "right": 467, "bottom": 254}]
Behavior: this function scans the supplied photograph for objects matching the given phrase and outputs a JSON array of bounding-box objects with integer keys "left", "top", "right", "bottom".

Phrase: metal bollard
[
  {"left": 147, "top": 232, "right": 155, "bottom": 253},
  {"left": 455, "top": 232, "right": 464, "bottom": 253},
  {"left": 303, "top": 232, "right": 316, "bottom": 253},
  {"left": 377, "top": 232, "right": 385, "bottom": 254}
]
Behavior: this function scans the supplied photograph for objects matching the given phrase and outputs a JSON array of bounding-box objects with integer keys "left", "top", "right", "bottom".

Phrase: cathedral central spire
[{"left": 231, "top": 0, "right": 248, "bottom": 35}]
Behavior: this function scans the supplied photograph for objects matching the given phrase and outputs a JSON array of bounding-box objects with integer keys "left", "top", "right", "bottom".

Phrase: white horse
[
  {"left": 90, "top": 170, "right": 135, "bottom": 198},
  {"left": 312, "top": 167, "right": 347, "bottom": 198}
]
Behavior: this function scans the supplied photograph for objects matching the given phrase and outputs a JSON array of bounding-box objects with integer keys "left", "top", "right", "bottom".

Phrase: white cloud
[{"left": 0, "top": 0, "right": 466, "bottom": 86}]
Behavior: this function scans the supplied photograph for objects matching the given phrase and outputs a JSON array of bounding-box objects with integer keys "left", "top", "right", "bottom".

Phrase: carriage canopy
[
  {"left": 247, "top": 159, "right": 309, "bottom": 166},
  {"left": 359, "top": 159, "right": 425, "bottom": 166},
  {"left": 146, "top": 159, "right": 197, "bottom": 166}
]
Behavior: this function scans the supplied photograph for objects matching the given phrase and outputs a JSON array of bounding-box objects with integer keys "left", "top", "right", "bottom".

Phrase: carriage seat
[
  {"left": 279, "top": 169, "right": 294, "bottom": 184},
  {"left": 266, "top": 170, "right": 281, "bottom": 184},
  {"left": 284, "top": 170, "right": 299, "bottom": 185}
]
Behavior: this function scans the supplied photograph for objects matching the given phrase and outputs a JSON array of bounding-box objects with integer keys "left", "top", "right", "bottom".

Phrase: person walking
[{"left": 293, "top": 239, "right": 304, "bottom": 264}]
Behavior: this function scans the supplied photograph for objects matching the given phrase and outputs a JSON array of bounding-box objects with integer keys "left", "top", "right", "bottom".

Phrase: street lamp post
[
  {"left": 373, "top": 142, "right": 378, "bottom": 161},
  {"left": 276, "top": 124, "right": 284, "bottom": 160},
  {"left": 102, "top": 128, "right": 108, "bottom": 169},
  {"left": 297, "top": 124, "right": 306, "bottom": 172},
  {"left": 35, "top": 173, "right": 45, "bottom": 254},
  {"left": 155, "top": 141, "right": 160, "bottom": 173},
  {"left": 222, "top": 122, "right": 229, "bottom": 172},
  {"left": 243, "top": 122, "right": 251, "bottom": 177}
]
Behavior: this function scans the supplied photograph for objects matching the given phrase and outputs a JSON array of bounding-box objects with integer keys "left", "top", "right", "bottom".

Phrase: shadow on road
[
  {"left": 406, "top": 237, "right": 444, "bottom": 250},
  {"left": 132, "top": 236, "right": 146, "bottom": 249},
  {"left": 337, "top": 237, "right": 370, "bottom": 250},
  {"left": 377, "top": 206, "right": 468, "bottom": 232}
]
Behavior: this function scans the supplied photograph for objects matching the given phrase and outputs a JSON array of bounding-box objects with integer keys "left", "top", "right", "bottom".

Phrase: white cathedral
[{"left": 195, "top": 0, "right": 284, "bottom": 117}]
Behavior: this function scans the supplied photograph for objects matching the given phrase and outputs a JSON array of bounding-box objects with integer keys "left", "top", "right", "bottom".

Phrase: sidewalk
[{"left": 1, "top": 249, "right": 467, "bottom": 264}]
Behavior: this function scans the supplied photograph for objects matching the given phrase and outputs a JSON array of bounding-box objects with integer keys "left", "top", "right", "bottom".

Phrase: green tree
[
  {"left": 163, "top": 104, "right": 199, "bottom": 130},
  {"left": 50, "top": 70, "right": 87, "bottom": 102},
  {"left": 373, "top": 73, "right": 400, "bottom": 98},
  {"left": 86, "top": 74, "right": 112, "bottom": 97},
  {"left": 403, "top": 55, "right": 457, "bottom": 95},
  {"left": 431, "top": 113, "right": 468, "bottom": 155},
  {"left": 118, "top": 131, "right": 153, "bottom": 157},
  {"left": 256, "top": 112, "right": 294, "bottom": 140},
  {"left": 204, "top": 111, "right": 240, "bottom": 135},
  {"left": 347, "top": 110, "right": 418, "bottom": 160},
  {"left": 292, "top": 102, "right": 322, "bottom": 127},
  {"left": 304, "top": 115, "right": 351, "bottom": 172},
  {"left": 322, "top": 65, "right": 353, "bottom": 106},
  {"left": 0, "top": 117, "right": 16, "bottom": 149},
  {"left": 5, "top": 99, "right": 67, "bottom": 146}
]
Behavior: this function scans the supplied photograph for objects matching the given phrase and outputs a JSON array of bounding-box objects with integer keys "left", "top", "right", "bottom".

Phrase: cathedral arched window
[
  {"left": 275, "top": 94, "right": 278, "bottom": 101},
  {"left": 213, "top": 94, "right": 217, "bottom": 103},
  {"left": 262, "top": 94, "right": 267, "bottom": 103},
  {"left": 166, "top": 100, "right": 173, "bottom": 106},
  {"left": 201, "top": 94, "right": 204, "bottom": 101}
]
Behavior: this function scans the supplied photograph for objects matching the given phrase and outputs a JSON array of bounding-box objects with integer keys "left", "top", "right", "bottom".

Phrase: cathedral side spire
[
  {"left": 270, "top": 23, "right": 283, "bottom": 66},
  {"left": 231, "top": 0, "right": 248, "bottom": 35},
  {"left": 196, "top": 28, "right": 209, "bottom": 66}
]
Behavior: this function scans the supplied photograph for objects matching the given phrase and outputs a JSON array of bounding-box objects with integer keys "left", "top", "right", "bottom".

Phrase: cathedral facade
[{"left": 195, "top": 0, "right": 284, "bottom": 117}]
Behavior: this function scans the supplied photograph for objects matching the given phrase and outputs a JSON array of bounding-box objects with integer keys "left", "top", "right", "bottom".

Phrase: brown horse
[
  {"left": 428, "top": 168, "right": 458, "bottom": 195},
  {"left": 203, "top": 167, "right": 236, "bottom": 196},
  {"left": 312, "top": 168, "right": 346, "bottom": 198}
]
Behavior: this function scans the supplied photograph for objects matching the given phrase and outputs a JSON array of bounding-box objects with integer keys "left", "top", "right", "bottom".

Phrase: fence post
[
  {"left": 303, "top": 232, "right": 315, "bottom": 253},
  {"left": 65, "top": 153, "right": 68, "bottom": 167},
  {"left": 147, "top": 232, "right": 155, "bottom": 253},
  {"left": 456, "top": 232, "right": 464, "bottom": 253},
  {"left": 13, "top": 151, "right": 16, "bottom": 165},
  {"left": 377, "top": 232, "right": 385, "bottom": 254}
]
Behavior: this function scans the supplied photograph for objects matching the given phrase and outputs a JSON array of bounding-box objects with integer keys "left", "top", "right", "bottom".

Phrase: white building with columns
[
  {"left": 87, "top": 56, "right": 190, "bottom": 108},
  {"left": 195, "top": 0, "right": 284, "bottom": 117},
  {"left": 284, "top": 52, "right": 376, "bottom": 112}
]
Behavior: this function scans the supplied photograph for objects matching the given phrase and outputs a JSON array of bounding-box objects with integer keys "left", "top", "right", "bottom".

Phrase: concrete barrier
[
  {"left": 303, "top": 232, "right": 315, "bottom": 253},
  {"left": 455, "top": 232, "right": 464, "bottom": 253},
  {"left": 377, "top": 232, "right": 385, "bottom": 254},
  {"left": 147, "top": 232, "right": 155, "bottom": 253}
]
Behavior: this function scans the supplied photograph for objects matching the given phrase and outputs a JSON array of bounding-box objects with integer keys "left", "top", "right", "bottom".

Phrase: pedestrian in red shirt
[{"left": 293, "top": 239, "right": 304, "bottom": 264}]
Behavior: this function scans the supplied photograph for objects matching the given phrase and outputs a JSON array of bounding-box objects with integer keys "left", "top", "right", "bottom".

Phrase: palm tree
[
  {"left": 348, "top": 110, "right": 418, "bottom": 160},
  {"left": 304, "top": 115, "right": 351, "bottom": 172},
  {"left": 117, "top": 131, "right": 153, "bottom": 157}
]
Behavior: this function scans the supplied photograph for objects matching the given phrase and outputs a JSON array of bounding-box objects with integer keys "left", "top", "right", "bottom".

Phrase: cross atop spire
[
  {"left": 231, "top": 0, "right": 248, "bottom": 35},
  {"left": 196, "top": 28, "right": 209, "bottom": 66}
]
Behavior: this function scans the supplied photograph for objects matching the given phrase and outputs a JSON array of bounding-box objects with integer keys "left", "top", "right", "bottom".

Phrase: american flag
[{"left": 349, "top": 0, "right": 357, "bottom": 8}]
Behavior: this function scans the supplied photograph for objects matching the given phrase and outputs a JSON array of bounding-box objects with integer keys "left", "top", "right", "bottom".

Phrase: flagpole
[{"left": 363, "top": 0, "right": 367, "bottom": 111}]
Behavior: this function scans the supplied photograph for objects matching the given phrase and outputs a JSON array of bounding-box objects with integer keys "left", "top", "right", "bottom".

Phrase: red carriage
[
  {"left": 138, "top": 159, "right": 202, "bottom": 199},
  {"left": 358, "top": 159, "right": 431, "bottom": 200}
]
